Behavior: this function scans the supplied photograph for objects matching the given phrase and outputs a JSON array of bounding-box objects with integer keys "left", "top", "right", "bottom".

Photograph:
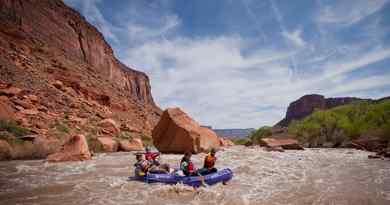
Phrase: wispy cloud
[
  {"left": 127, "top": 15, "right": 180, "bottom": 43},
  {"left": 64, "top": 0, "right": 390, "bottom": 128},
  {"left": 282, "top": 29, "right": 306, "bottom": 48},
  {"left": 124, "top": 34, "right": 390, "bottom": 128},
  {"left": 317, "top": 0, "right": 388, "bottom": 26},
  {"left": 241, "top": 0, "right": 267, "bottom": 42}
]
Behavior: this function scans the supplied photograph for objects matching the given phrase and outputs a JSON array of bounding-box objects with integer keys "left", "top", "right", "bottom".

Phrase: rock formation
[
  {"left": 0, "top": 0, "right": 161, "bottom": 159},
  {"left": 47, "top": 135, "right": 91, "bottom": 162},
  {"left": 276, "top": 94, "right": 365, "bottom": 127},
  {"left": 118, "top": 138, "right": 144, "bottom": 151},
  {"left": 259, "top": 138, "right": 304, "bottom": 150},
  {"left": 96, "top": 137, "right": 118, "bottom": 152},
  {"left": 152, "top": 108, "right": 221, "bottom": 154},
  {"left": 219, "top": 138, "right": 235, "bottom": 147}
]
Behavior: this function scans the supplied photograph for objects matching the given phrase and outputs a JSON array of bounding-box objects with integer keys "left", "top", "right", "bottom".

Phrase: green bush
[
  {"left": 0, "top": 120, "right": 31, "bottom": 137},
  {"left": 232, "top": 137, "right": 251, "bottom": 145},
  {"left": 288, "top": 99, "right": 390, "bottom": 147},
  {"left": 51, "top": 120, "right": 69, "bottom": 133},
  {"left": 140, "top": 133, "right": 153, "bottom": 146},
  {"left": 250, "top": 126, "right": 272, "bottom": 144},
  {"left": 115, "top": 131, "right": 133, "bottom": 140},
  {"left": 48, "top": 119, "right": 70, "bottom": 139}
]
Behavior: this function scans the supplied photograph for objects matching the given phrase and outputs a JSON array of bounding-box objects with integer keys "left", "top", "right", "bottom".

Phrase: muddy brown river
[{"left": 0, "top": 146, "right": 389, "bottom": 205}]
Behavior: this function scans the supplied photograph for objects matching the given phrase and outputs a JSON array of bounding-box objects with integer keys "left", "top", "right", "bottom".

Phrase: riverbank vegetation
[{"left": 288, "top": 99, "right": 390, "bottom": 147}]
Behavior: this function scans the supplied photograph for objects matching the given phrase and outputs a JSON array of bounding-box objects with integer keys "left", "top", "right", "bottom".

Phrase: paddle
[{"left": 197, "top": 173, "right": 209, "bottom": 188}]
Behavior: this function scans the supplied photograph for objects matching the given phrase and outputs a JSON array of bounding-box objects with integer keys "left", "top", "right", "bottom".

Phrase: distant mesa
[
  {"left": 275, "top": 94, "right": 372, "bottom": 127},
  {"left": 213, "top": 128, "right": 255, "bottom": 139}
]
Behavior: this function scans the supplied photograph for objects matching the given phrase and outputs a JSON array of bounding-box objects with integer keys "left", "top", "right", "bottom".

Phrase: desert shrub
[
  {"left": 0, "top": 120, "right": 31, "bottom": 137},
  {"left": 140, "top": 133, "right": 153, "bottom": 146},
  {"left": 48, "top": 119, "right": 70, "bottom": 139},
  {"left": 249, "top": 126, "right": 272, "bottom": 144},
  {"left": 115, "top": 131, "right": 133, "bottom": 140},
  {"left": 51, "top": 120, "right": 69, "bottom": 133},
  {"left": 232, "top": 137, "right": 251, "bottom": 145}
]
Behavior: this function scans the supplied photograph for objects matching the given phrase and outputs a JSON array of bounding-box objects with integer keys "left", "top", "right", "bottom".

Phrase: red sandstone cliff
[
  {"left": 275, "top": 94, "right": 366, "bottom": 127},
  {"left": 0, "top": 0, "right": 161, "bottom": 159}
]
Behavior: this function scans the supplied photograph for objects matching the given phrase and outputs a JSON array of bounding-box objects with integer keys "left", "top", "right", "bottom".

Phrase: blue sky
[{"left": 64, "top": 0, "right": 390, "bottom": 129}]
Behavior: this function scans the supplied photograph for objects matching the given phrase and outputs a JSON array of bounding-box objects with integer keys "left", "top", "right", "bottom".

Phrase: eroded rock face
[
  {"left": 98, "top": 119, "right": 120, "bottom": 135},
  {"left": 276, "top": 94, "right": 364, "bottom": 127},
  {"left": 0, "top": 0, "right": 156, "bottom": 105},
  {"left": 47, "top": 135, "right": 91, "bottom": 162},
  {"left": 259, "top": 138, "right": 304, "bottom": 150},
  {"left": 152, "top": 108, "right": 220, "bottom": 154},
  {"left": 0, "top": 0, "right": 162, "bottom": 160},
  {"left": 0, "top": 96, "right": 16, "bottom": 120}
]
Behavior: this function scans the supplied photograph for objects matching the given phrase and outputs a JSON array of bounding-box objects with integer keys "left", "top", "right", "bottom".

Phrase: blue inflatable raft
[{"left": 136, "top": 168, "right": 233, "bottom": 187}]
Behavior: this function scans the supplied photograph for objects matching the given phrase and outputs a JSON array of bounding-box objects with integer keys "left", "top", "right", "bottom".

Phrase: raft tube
[{"left": 137, "top": 168, "right": 233, "bottom": 187}]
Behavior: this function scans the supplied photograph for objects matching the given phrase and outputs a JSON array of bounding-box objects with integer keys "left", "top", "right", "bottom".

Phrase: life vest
[
  {"left": 188, "top": 161, "right": 194, "bottom": 172},
  {"left": 145, "top": 152, "right": 159, "bottom": 161},
  {"left": 204, "top": 154, "right": 216, "bottom": 168},
  {"left": 134, "top": 160, "right": 149, "bottom": 176}
]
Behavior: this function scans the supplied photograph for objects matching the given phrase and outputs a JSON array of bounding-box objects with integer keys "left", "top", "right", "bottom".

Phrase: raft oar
[{"left": 197, "top": 173, "right": 209, "bottom": 188}]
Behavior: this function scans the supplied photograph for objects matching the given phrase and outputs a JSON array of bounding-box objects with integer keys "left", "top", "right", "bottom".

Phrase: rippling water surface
[{"left": 1, "top": 146, "right": 389, "bottom": 205}]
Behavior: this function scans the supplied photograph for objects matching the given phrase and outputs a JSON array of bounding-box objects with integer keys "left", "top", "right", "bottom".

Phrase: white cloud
[
  {"left": 127, "top": 15, "right": 180, "bottom": 43},
  {"left": 282, "top": 29, "right": 306, "bottom": 48},
  {"left": 322, "top": 47, "right": 390, "bottom": 79},
  {"left": 317, "top": 0, "right": 388, "bottom": 26},
  {"left": 64, "top": 0, "right": 390, "bottom": 129},
  {"left": 325, "top": 73, "right": 390, "bottom": 96},
  {"left": 124, "top": 33, "right": 390, "bottom": 128}
]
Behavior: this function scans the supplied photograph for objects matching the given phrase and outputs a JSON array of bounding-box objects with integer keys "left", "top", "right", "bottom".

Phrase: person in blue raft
[
  {"left": 134, "top": 152, "right": 170, "bottom": 177},
  {"left": 179, "top": 152, "right": 197, "bottom": 176},
  {"left": 134, "top": 148, "right": 232, "bottom": 187},
  {"left": 180, "top": 149, "right": 218, "bottom": 176}
]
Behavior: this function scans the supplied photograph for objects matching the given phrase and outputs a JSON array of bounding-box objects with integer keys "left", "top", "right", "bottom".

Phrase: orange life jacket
[{"left": 204, "top": 154, "right": 216, "bottom": 168}]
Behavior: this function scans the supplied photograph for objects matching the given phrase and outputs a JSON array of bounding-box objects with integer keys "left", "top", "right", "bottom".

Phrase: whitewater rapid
[{"left": 1, "top": 146, "right": 389, "bottom": 205}]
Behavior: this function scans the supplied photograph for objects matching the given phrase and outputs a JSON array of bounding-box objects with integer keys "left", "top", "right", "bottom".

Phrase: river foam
[{"left": 0, "top": 146, "right": 389, "bottom": 205}]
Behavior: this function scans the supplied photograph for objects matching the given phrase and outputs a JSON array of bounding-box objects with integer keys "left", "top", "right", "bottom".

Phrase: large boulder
[
  {"left": 118, "top": 138, "right": 144, "bottom": 151},
  {"left": 97, "top": 137, "right": 118, "bottom": 152},
  {"left": 0, "top": 140, "right": 12, "bottom": 160},
  {"left": 259, "top": 138, "right": 304, "bottom": 150},
  {"left": 219, "top": 138, "right": 234, "bottom": 147},
  {"left": 97, "top": 119, "right": 120, "bottom": 135},
  {"left": 47, "top": 135, "right": 91, "bottom": 162},
  {"left": 152, "top": 107, "right": 220, "bottom": 153}
]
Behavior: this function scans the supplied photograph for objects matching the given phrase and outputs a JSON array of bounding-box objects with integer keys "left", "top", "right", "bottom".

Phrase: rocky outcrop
[
  {"left": 0, "top": 140, "right": 12, "bottom": 160},
  {"left": 276, "top": 94, "right": 365, "bottom": 127},
  {"left": 96, "top": 137, "right": 118, "bottom": 152},
  {"left": 152, "top": 108, "right": 221, "bottom": 154},
  {"left": 0, "top": 0, "right": 162, "bottom": 160},
  {"left": 47, "top": 135, "right": 91, "bottom": 162},
  {"left": 118, "top": 138, "right": 144, "bottom": 151},
  {"left": 0, "top": 0, "right": 155, "bottom": 105},
  {"left": 98, "top": 119, "right": 120, "bottom": 135},
  {"left": 219, "top": 138, "right": 235, "bottom": 147},
  {"left": 259, "top": 138, "right": 304, "bottom": 150}
]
